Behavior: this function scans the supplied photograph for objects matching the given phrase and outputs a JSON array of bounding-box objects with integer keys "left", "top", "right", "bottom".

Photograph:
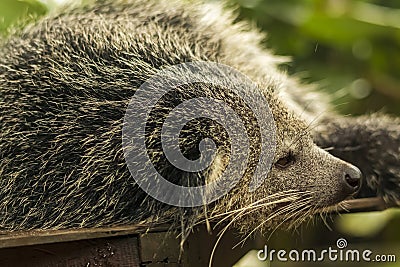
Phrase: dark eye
[{"left": 275, "top": 152, "right": 295, "bottom": 169}]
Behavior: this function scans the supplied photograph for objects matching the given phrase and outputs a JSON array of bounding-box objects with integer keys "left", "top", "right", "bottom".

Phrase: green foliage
[
  {"left": 337, "top": 210, "right": 397, "bottom": 237},
  {"left": 231, "top": 0, "right": 400, "bottom": 115},
  {"left": 0, "top": 0, "right": 47, "bottom": 36}
]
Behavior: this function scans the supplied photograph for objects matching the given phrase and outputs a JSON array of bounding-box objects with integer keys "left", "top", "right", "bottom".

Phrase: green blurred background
[
  {"left": 229, "top": 0, "right": 400, "bottom": 117},
  {"left": 1, "top": 0, "right": 399, "bottom": 266}
]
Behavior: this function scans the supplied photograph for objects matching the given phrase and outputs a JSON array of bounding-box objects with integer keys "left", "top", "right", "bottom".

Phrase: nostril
[
  {"left": 343, "top": 165, "right": 362, "bottom": 193},
  {"left": 345, "top": 174, "right": 360, "bottom": 189}
]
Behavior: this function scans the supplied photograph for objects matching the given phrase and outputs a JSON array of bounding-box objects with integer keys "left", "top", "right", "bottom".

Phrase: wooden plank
[
  {"left": 339, "top": 197, "right": 395, "bottom": 213},
  {"left": 0, "top": 235, "right": 140, "bottom": 267},
  {"left": 180, "top": 226, "right": 262, "bottom": 267},
  {"left": 0, "top": 224, "right": 169, "bottom": 249},
  {"left": 138, "top": 226, "right": 262, "bottom": 267},
  {"left": 139, "top": 232, "right": 181, "bottom": 265}
]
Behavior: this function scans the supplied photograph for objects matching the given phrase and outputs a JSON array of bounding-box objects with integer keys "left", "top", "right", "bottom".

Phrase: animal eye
[{"left": 275, "top": 152, "right": 295, "bottom": 169}]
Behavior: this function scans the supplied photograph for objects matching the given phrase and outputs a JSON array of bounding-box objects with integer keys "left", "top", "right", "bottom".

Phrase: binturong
[{"left": 0, "top": 0, "right": 399, "bottom": 237}]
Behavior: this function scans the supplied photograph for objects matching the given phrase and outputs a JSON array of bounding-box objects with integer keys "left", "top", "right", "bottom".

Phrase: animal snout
[{"left": 342, "top": 164, "right": 362, "bottom": 195}]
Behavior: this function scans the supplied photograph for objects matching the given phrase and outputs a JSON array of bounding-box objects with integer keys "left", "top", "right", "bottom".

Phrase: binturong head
[{"left": 204, "top": 94, "right": 363, "bottom": 234}]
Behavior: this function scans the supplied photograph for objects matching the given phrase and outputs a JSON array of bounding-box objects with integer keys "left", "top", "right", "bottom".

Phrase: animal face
[{"left": 209, "top": 101, "right": 362, "bottom": 232}]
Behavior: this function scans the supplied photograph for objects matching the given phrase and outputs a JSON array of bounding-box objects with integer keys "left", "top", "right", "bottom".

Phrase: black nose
[{"left": 343, "top": 165, "right": 362, "bottom": 194}]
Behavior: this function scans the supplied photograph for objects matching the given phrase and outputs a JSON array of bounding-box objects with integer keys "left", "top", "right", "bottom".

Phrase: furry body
[{"left": 0, "top": 0, "right": 399, "bottom": 233}]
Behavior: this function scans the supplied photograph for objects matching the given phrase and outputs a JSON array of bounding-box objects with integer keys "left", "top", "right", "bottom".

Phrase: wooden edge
[
  {"left": 338, "top": 197, "right": 398, "bottom": 213},
  {"left": 0, "top": 224, "right": 170, "bottom": 249}
]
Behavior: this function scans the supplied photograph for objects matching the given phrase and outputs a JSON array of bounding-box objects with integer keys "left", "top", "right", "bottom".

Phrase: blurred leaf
[
  {"left": 350, "top": 1, "right": 400, "bottom": 29},
  {"left": 336, "top": 211, "right": 395, "bottom": 237},
  {"left": 233, "top": 250, "right": 270, "bottom": 267},
  {"left": 301, "top": 15, "right": 384, "bottom": 47},
  {"left": 0, "top": 0, "right": 47, "bottom": 36},
  {"left": 231, "top": 0, "right": 400, "bottom": 115}
]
